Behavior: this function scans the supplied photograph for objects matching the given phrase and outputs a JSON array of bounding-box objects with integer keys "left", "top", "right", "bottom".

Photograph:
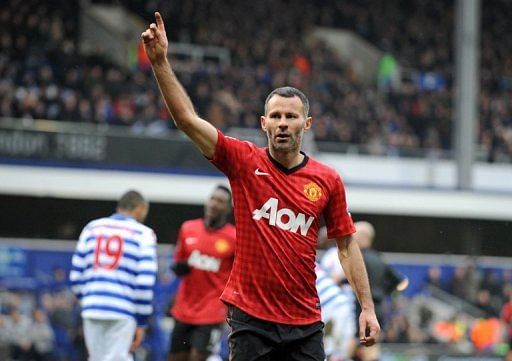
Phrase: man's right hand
[
  {"left": 140, "top": 10, "right": 219, "bottom": 158},
  {"left": 171, "top": 260, "right": 192, "bottom": 276},
  {"left": 130, "top": 326, "right": 146, "bottom": 353},
  {"left": 141, "top": 12, "right": 169, "bottom": 65}
]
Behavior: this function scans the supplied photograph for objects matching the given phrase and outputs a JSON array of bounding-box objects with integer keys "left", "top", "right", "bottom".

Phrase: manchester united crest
[
  {"left": 304, "top": 182, "right": 323, "bottom": 202},
  {"left": 215, "top": 239, "right": 230, "bottom": 253}
]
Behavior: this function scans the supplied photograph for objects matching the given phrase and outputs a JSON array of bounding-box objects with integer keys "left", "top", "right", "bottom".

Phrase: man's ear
[
  {"left": 260, "top": 115, "right": 267, "bottom": 132},
  {"left": 304, "top": 116, "right": 312, "bottom": 130}
]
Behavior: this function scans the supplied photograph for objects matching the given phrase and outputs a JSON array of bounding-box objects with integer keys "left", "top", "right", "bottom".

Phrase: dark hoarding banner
[{"left": 0, "top": 119, "right": 220, "bottom": 175}]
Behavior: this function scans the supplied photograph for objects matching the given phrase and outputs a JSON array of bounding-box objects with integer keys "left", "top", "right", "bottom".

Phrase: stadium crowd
[
  {"left": 1, "top": 0, "right": 511, "bottom": 161},
  {"left": 387, "top": 263, "right": 512, "bottom": 352}
]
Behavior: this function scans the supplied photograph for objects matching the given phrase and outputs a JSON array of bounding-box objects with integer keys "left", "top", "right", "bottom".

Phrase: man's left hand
[{"left": 359, "top": 309, "right": 380, "bottom": 347}]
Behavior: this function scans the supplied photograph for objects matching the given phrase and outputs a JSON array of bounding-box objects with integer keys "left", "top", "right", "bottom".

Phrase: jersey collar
[
  {"left": 110, "top": 213, "right": 135, "bottom": 221},
  {"left": 266, "top": 149, "right": 309, "bottom": 175},
  {"left": 203, "top": 218, "right": 228, "bottom": 231}
]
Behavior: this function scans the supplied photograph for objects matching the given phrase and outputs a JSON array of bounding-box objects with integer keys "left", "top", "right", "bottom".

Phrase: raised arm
[
  {"left": 141, "top": 12, "right": 218, "bottom": 158},
  {"left": 336, "top": 235, "right": 380, "bottom": 346}
]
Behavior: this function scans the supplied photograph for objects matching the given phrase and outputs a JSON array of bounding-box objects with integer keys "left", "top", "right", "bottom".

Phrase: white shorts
[
  {"left": 322, "top": 303, "right": 356, "bottom": 359},
  {"left": 83, "top": 317, "right": 136, "bottom": 361}
]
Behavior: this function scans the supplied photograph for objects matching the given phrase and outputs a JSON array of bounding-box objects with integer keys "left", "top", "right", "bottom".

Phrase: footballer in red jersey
[
  {"left": 169, "top": 185, "right": 235, "bottom": 360},
  {"left": 212, "top": 131, "right": 354, "bottom": 325},
  {"left": 143, "top": 13, "right": 379, "bottom": 361}
]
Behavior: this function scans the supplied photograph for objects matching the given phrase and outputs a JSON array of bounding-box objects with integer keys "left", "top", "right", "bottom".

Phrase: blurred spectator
[
  {"left": 41, "top": 291, "right": 75, "bottom": 361},
  {"left": 433, "top": 315, "right": 467, "bottom": 345},
  {"left": 474, "top": 289, "right": 499, "bottom": 317},
  {"left": 470, "top": 317, "right": 501, "bottom": 353},
  {"left": 480, "top": 269, "right": 503, "bottom": 303},
  {"left": 377, "top": 52, "right": 400, "bottom": 92},
  {"left": 385, "top": 313, "right": 411, "bottom": 343},
  {"left": 7, "top": 306, "right": 33, "bottom": 360},
  {"left": 381, "top": 296, "right": 435, "bottom": 345},
  {"left": 425, "top": 265, "right": 445, "bottom": 290},
  {"left": 447, "top": 266, "right": 470, "bottom": 300},
  {"left": 446, "top": 261, "right": 481, "bottom": 303},
  {"left": 30, "top": 309, "right": 55, "bottom": 361},
  {"left": 47, "top": 266, "right": 70, "bottom": 293}
]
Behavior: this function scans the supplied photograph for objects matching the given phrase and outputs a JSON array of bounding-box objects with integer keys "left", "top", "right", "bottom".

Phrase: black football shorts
[
  {"left": 169, "top": 319, "right": 223, "bottom": 354},
  {"left": 227, "top": 305, "right": 325, "bottom": 361}
]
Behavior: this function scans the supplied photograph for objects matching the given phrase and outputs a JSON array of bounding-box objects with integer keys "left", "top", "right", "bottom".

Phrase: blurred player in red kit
[
  {"left": 142, "top": 12, "right": 379, "bottom": 360},
  {"left": 169, "top": 185, "right": 235, "bottom": 361},
  {"left": 501, "top": 285, "right": 512, "bottom": 361}
]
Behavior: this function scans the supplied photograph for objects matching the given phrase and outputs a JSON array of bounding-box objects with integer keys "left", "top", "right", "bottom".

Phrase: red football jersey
[
  {"left": 211, "top": 130, "right": 355, "bottom": 325},
  {"left": 171, "top": 218, "right": 236, "bottom": 324},
  {"left": 502, "top": 301, "right": 512, "bottom": 338}
]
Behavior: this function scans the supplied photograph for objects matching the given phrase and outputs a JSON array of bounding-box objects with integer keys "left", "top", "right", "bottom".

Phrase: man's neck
[
  {"left": 116, "top": 210, "right": 135, "bottom": 220},
  {"left": 268, "top": 149, "right": 304, "bottom": 169},
  {"left": 205, "top": 217, "right": 226, "bottom": 230}
]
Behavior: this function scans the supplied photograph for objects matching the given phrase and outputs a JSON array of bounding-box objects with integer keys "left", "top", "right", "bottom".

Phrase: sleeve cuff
[{"left": 136, "top": 315, "right": 149, "bottom": 327}]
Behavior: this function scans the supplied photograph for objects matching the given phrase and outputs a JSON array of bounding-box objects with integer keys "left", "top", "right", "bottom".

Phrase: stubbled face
[
  {"left": 261, "top": 95, "right": 311, "bottom": 154},
  {"left": 204, "top": 189, "right": 231, "bottom": 224}
]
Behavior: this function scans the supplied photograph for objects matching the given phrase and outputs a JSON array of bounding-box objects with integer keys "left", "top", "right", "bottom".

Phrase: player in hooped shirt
[
  {"left": 142, "top": 13, "right": 379, "bottom": 361},
  {"left": 169, "top": 185, "right": 236, "bottom": 361},
  {"left": 70, "top": 190, "right": 157, "bottom": 361}
]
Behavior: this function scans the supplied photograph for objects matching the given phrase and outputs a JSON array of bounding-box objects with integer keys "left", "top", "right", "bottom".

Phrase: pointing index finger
[{"left": 155, "top": 12, "right": 165, "bottom": 31}]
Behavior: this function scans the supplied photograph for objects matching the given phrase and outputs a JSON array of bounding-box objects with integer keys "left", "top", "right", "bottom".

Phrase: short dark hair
[
  {"left": 264, "top": 86, "right": 310, "bottom": 118},
  {"left": 117, "top": 190, "right": 147, "bottom": 211},
  {"left": 215, "top": 184, "right": 232, "bottom": 204}
]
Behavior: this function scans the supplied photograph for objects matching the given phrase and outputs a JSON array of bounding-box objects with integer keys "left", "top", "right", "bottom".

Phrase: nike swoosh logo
[
  {"left": 255, "top": 168, "right": 270, "bottom": 176},
  {"left": 185, "top": 237, "right": 198, "bottom": 244}
]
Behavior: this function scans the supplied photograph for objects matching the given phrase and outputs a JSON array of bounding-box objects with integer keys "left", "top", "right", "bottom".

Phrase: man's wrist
[
  {"left": 361, "top": 301, "right": 375, "bottom": 311},
  {"left": 151, "top": 56, "right": 170, "bottom": 69}
]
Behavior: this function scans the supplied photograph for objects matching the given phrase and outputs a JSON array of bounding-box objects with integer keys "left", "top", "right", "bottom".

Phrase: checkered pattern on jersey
[{"left": 211, "top": 131, "right": 355, "bottom": 325}]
